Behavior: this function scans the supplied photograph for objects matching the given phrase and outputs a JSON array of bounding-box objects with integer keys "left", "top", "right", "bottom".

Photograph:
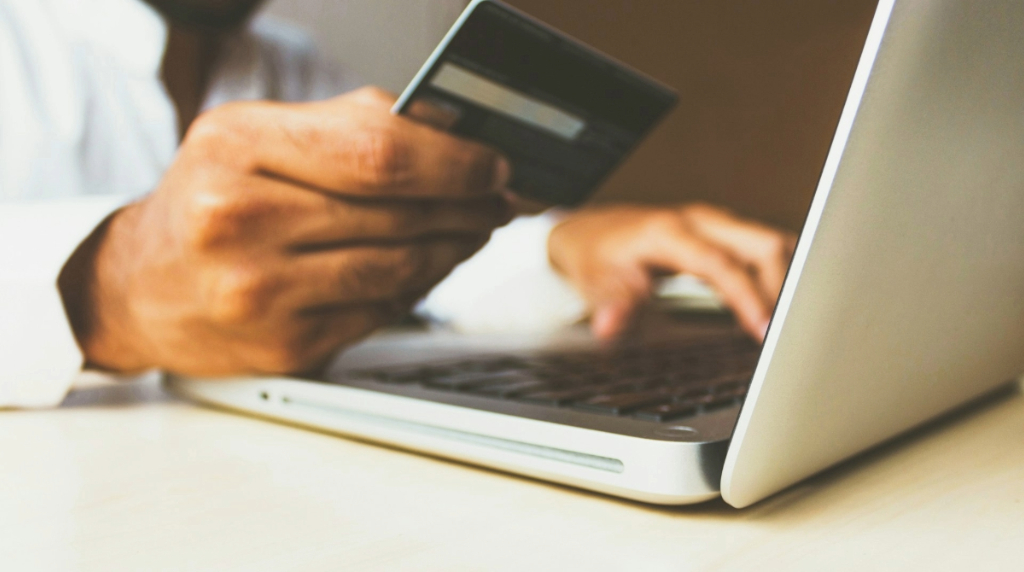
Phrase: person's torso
[{"left": 0, "top": 0, "right": 354, "bottom": 202}]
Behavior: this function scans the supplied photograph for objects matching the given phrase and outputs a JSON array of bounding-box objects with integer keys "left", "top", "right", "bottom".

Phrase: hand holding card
[{"left": 393, "top": 0, "right": 677, "bottom": 206}]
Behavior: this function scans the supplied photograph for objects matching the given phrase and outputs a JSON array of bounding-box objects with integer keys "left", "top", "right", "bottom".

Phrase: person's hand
[
  {"left": 548, "top": 203, "right": 797, "bottom": 341},
  {"left": 59, "top": 87, "right": 512, "bottom": 377}
]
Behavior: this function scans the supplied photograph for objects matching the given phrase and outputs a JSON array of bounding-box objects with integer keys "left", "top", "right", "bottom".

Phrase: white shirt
[{"left": 0, "top": 0, "right": 586, "bottom": 408}]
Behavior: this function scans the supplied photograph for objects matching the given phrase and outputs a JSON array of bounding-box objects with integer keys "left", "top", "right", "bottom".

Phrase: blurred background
[{"left": 264, "top": 0, "right": 877, "bottom": 230}]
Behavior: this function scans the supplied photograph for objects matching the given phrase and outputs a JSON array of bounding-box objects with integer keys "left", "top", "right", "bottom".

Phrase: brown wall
[{"left": 505, "top": 0, "right": 877, "bottom": 230}]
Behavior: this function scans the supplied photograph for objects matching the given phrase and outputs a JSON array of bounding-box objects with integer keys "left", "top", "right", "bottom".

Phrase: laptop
[{"left": 166, "top": 0, "right": 1024, "bottom": 508}]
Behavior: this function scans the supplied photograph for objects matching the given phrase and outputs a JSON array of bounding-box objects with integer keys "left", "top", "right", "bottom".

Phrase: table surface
[{"left": 3, "top": 373, "right": 1023, "bottom": 572}]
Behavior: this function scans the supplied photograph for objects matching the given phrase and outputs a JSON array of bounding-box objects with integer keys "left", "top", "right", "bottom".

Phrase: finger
[
  {"left": 284, "top": 238, "right": 486, "bottom": 309},
  {"left": 582, "top": 268, "right": 652, "bottom": 340},
  {"left": 680, "top": 205, "right": 796, "bottom": 304},
  {"left": 343, "top": 85, "right": 400, "bottom": 108},
  {"left": 405, "top": 97, "right": 462, "bottom": 131},
  {"left": 250, "top": 302, "right": 398, "bottom": 376},
  {"left": 641, "top": 229, "right": 772, "bottom": 340},
  {"left": 242, "top": 175, "right": 512, "bottom": 248},
  {"left": 299, "top": 302, "right": 407, "bottom": 373},
  {"left": 190, "top": 89, "right": 511, "bottom": 199},
  {"left": 592, "top": 301, "right": 635, "bottom": 341}
]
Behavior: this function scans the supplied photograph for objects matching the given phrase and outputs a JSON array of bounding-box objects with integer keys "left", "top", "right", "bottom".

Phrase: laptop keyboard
[{"left": 349, "top": 335, "right": 760, "bottom": 423}]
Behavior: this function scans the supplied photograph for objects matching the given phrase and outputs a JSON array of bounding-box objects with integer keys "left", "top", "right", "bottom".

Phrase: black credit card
[{"left": 392, "top": 0, "right": 678, "bottom": 206}]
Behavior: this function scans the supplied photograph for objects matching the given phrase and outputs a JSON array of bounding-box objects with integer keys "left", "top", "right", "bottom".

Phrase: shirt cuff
[
  {"left": 0, "top": 197, "right": 130, "bottom": 408},
  {"left": 417, "top": 210, "right": 588, "bottom": 334}
]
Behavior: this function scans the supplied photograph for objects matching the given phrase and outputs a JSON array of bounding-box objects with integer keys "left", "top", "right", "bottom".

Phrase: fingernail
[
  {"left": 592, "top": 308, "right": 615, "bottom": 340},
  {"left": 759, "top": 320, "right": 771, "bottom": 340},
  {"left": 593, "top": 307, "right": 613, "bottom": 332},
  {"left": 492, "top": 157, "right": 512, "bottom": 190},
  {"left": 593, "top": 305, "right": 627, "bottom": 340}
]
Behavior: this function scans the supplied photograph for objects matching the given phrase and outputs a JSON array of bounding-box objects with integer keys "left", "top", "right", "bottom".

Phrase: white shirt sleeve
[
  {"left": 0, "top": 197, "right": 128, "bottom": 408},
  {"left": 417, "top": 211, "right": 589, "bottom": 335}
]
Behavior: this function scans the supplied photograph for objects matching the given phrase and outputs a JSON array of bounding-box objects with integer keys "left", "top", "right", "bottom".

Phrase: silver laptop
[{"left": 167, "top": 0, "right": 1024, "bottom": 508}]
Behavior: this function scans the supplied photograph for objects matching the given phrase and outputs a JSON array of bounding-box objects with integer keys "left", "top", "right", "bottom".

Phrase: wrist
[{"left": 58, "top": 207, "right": 152, "bottom": 373}]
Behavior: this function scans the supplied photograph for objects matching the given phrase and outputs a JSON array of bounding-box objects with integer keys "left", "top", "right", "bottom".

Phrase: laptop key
[
  {"left": 675, "top": 393, "right": 739, "bottom": 413},
  {"left": 573, "top": 393, "right": 672, "bottom": 416},
  {"left": 359, "top": 367, "right": 434, "bottom": 384},
  {"left": 425, "top": 371, "right": 538, "bottom": 391},
  {"left": 714, "top": 385, "right": 749, "bottom": 399},
  {"left": 516, "top": 388, "right": 597, "bottom": 406},
  {"left": 468, "top": 357, "right": 532, "bottom": 373},
  {"left": 634, "top": 402, "right": 700, "bottom": 422},
  {"left": 469, "top": 379, "right": 549, "bottom": 397},
  {"left": 677, "top": 393, "right": 724, "bottom": 407},
  {"left": 666, "top": 386, "right": 712, "bottom": 401},
  {"left": 700, "top": 396, "right": 740, "bottom": 413}
]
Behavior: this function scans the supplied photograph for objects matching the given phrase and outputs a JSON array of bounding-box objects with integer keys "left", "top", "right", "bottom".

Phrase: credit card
[{"left": 392, "top": 0, "right": 678, "bottom": 206}]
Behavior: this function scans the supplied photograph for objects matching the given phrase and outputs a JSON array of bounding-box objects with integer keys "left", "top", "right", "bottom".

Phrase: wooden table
[{"left": 3, "top": 374, "right": 1022, "bottom": 571}]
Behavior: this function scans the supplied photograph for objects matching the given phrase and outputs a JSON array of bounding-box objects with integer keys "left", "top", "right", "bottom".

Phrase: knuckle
[
  {"left": 182, "top": 109, "right": 227, "bottom": 148},
  {"left": 697, "top": 249, "right": 733, "bottom": 276},
  {"left": 350, "top": 129, "right": 413, "bottom": 189},
  {"left": 679, "top": 202, "right": 722, "bottom": 223},
  {"left": 762, "top": 234, "right": 789, "bottom": 258},
  {"left": 644, "top": 211, "right": 682, "bottom": 237},
  {"left": 350, "top": 86, "right": 395, "bottom": 107},
  {"left": 184, "top": 104, "right": 253, "bottom": 159},
  {"left": 184, "top": 192, "right": 235, "bottom": 251},
  {"left": 207, "top": 266, "right": 277, "bottom": 325},
  {"left": 183, "top": 189, "right": 252, "bottom": 251},
  {"left": 754, "top": 231, "right": 795, "bottom": 267},
  {"left": 185, "top": 103, "right": 262, "bottom": 171},
  {"left": 681, "top": 202, "right": 717, "bottom": 216}
]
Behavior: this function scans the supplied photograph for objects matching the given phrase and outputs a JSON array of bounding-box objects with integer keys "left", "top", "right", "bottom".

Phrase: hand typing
[{"left": 548, "top": 203, "right": 796, "bottom": 341}]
